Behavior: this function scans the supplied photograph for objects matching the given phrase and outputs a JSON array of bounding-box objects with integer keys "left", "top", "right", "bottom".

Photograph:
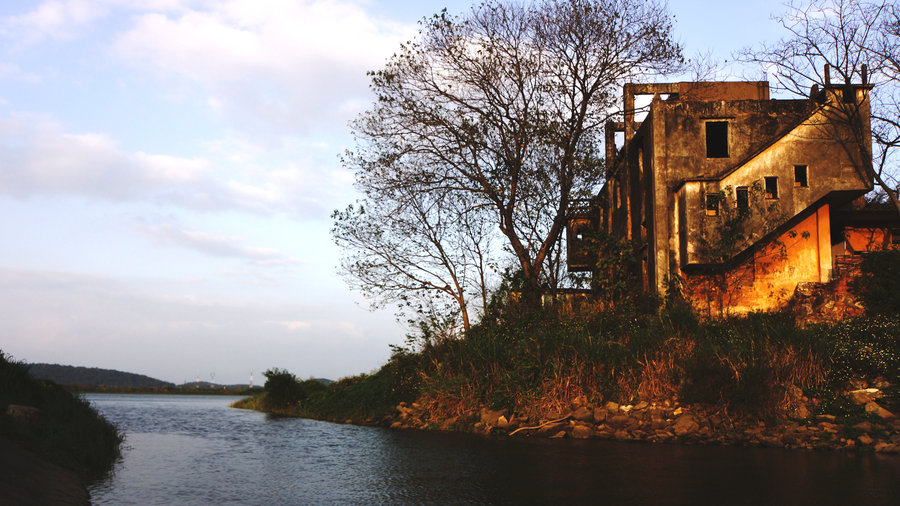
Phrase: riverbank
[
  {"left": 0, "top": 436, "right": 90, "bottom": 505},
  {"left": 236, "top": 299, "right": 900, "bottom": 454},
  {"left": 0, "top": 351, "right": 122, "bottom": 502}
]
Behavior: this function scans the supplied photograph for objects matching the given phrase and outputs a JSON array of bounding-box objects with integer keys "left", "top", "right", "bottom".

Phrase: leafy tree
[
  {"left": 339, "top": 0, "right": 683, "bottom": 307},
  {"left": 740, "top": 0, "right": 900, "bottom": 213}
]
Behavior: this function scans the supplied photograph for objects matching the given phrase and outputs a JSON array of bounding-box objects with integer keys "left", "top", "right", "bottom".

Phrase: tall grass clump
[{"left": 0, "top": 351, "right": 122, "bottom": 480}]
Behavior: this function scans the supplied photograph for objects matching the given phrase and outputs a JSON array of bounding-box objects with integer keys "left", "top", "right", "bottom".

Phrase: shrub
[{"left": 853, "top": 249, "right": 900, "bottom": 315}]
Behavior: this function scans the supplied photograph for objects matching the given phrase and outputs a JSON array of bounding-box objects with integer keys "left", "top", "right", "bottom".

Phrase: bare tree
[
  {"left": 342, "top": 0, "right": 682, "bottom": 301},
  {"left": 739, "top": 0, "right": 900, "bottom": 212},
  {"left": 332, "top": 185, "right": 492, "bottom": 333}
]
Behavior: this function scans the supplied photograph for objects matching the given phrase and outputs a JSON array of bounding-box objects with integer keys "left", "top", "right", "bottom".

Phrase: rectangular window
[
  {"left": 842, "top": 88, "right": 857, "bottom": 103},
  {"left": 794, "top": 165, "right": 808, "bottom": 188},
  {"left": 706, "top": 121, "right": 729, "bottom": 158},
  {"left": 892, "top": 229, "right": 900, "bottom": 245},
  {"left": 765, "top": 177, "right": 778, "bottom": 199},
  {"left": 705, "top": 194, "right": 719, "bottom": 216},
  {"left": 736, "top": 186, "right": 749, "bottom": 211}
]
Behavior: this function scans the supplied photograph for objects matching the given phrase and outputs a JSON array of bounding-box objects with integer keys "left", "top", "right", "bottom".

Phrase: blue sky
[{"left": 0, "top": 0, "right": 789, "bottom": 384}]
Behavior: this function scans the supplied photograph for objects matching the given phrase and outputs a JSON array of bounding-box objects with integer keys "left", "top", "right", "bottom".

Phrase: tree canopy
[{"left": 335, "top": 0, "right": 682, "bottom": 328}]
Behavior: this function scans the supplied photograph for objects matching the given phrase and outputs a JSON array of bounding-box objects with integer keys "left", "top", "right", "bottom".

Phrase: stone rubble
[{"left": 376, "top": 385, "right": 900, "bottom": 454}]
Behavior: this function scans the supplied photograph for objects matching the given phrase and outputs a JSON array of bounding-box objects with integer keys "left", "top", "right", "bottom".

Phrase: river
[{"left": 85, "top": 394, "right": 900, "bottom": 505}]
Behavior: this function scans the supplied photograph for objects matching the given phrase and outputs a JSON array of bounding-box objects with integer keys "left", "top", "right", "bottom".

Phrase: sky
[{"left": 0, "top": 0, "right": 792, "bottom": 385}]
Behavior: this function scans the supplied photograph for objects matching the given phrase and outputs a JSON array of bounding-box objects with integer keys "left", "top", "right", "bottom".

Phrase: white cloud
[
  {"left": 113, "top": 0, "right": 414, "bottom": 134},
  {"left": 0, "top": 113, "right": 344, "bottom": 217},
  {"left": 2, "top": 0, "right": 108, "bottom": 45},
  {"left": 138, "top": 222, "right": 306, "bottom": 266}
]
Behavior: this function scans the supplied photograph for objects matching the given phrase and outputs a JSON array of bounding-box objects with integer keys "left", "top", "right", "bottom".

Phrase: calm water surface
[{"left": 86, "top": 394, "right": 900, "bottom": 505}]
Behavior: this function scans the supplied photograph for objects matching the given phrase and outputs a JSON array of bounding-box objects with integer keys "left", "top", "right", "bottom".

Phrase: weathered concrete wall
[{"left": 684, "top": 206, "right": 831, "bottom": 316}]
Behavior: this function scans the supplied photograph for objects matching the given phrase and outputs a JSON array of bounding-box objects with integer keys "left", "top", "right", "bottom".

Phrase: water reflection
[{"left": 87, "top": 395, "right": 900, "bottom": 505}]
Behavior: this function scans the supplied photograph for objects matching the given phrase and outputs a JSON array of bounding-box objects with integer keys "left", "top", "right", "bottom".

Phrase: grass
[
  {"left": 241, "top": 298, "right": 900, "bottom": 428},
  {"left": 0, "top": 351, "right": 123, "bottom": 480}
]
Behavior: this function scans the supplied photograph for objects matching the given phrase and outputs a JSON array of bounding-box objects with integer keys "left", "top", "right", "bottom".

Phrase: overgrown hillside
[
  {"left": 0, "top": 352, "right": 122, "bottom": 480},
  {"left": 237, "top": 252, "right": 900, "bottom": 451}
]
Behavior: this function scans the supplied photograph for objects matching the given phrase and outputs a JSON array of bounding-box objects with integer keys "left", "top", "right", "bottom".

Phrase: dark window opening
[
  {"left": 705, "top": 194, "right": 720, "bottom": 216},
  {"left": 764, "top": 177, "right": 778, "bottom": 199},
  {"left": 736, "top": 186, "right": 749, "bottom": 211},
  {"left": 842, "top": 88, "right": 857, "bottom": 103},
  {"left": 892, "top": 229, "right": 900, "bottom": 245},
  {"left": 794, "top": 165, "right": 808, "bottom": 187},
  {"left": 705, "top": 121, "right": 729, "bottom": 158}
]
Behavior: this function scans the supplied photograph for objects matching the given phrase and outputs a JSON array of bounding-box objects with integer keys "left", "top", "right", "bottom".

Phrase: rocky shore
[{"left": 380, "top": 386, "right": 900, "bottom": 453}]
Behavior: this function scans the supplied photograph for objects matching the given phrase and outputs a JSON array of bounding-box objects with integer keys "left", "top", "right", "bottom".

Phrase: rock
[
  {"left": 480, "top": 408, "right": 508, "bottom": 426},
  {"left": 849, "top": 388, "right": 883, "bottom": 405},
  {"left": 550, "top": 430, "right": 567, "bottom": 439},
  {"left": 857, "top": 433, "right": 874, "bottom": 446},
  {"left": 865, "top": 402, "right": 896, "bottom": 419},
  {"left": 572, "top": 406, "right": 593, "bottom": 422},
  {"left": 570, "top": 424, "right": 594, "bottom": 439},
  {"left": 536, "top": 422, "right": 567, "bottom": 438},
  {"left": 791, "top": 404, "right": 811, "bottom": 419},
  {"left": 592, "top": 407, "right": 608, "bottom": 423},
  {"left": 816, "top": 414, "right": 836, "bottom": 423},
  {"left": 605, "top": 401, "right": 620, "bottom": 413},
  {"left": 620, "top": 404, "right": 633, "bottom": 413},
  {"left": 496, "top": 416, "right": 510, "bottom": 428},
  {"left": 607, "top": 415, "right": 630, "bottom": 429},
  {"left": 672, "top": 407, "right": 683, "bottom": 416},
  {"left": 853, "top": 421, "right": 873, "bottom": 432},
  {"left": 390, "top": 421, "right": 403, "bottom": 429},
  {"left": 875, "top": 442, "right": 899, "bottom": 453},
  {"left": 5, "top": 405, "right": 40, "bottom": 424},
  {"left": 633, "top": 401, "right": 649, "bottom": 411},
  {"left": 672, "top": 414, "right": 699, "bottom": 436}
]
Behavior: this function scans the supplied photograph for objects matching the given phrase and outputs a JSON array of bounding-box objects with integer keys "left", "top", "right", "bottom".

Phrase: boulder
[
  {"left": 592, "top": 407, "right": 608, "bottom": 423},
  {"left": 864, "top": 402, "right": 896, "bottom": 420},
  {"left": 6, "top": 405, "right": 40, "bottom": 424},
  {"left": 605, "top": 401, "right": 620, "bottom": 413},
  {"left": 849, "top": 388, "right": 882, "bottom": 405},
  {"left": 570, "top": 424, "right": 594, "bottom": 439},
  {"left": 857, "top": 433, "right": 874, "bottom": 446},
  {"left": 572, "top": 406, "right": 593, "bottom": 422},
  {"left": 607, "top": 415, "right": 630, "bottom": 429},
  {"left": 480, "top": 408, "right": 509, "bottom": 426},
  {"left": 672, "top": 414, "right": 699, "bottom": 436}
]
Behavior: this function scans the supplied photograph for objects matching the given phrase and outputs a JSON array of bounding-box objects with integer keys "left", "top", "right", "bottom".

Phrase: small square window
[
  {"left": 706, "top": 121, "right": 729, "bottom": 158},
  {"left": 764, "top": 177, "right": 778, "bottom": 199},
  {"left": 705, "top": 194, "right": 719, "bottom": 216},
  {"left": 794, "top": 165, "right": 808, "bottom": 188},
  {"left": 736, "top": 186, "right": 749, "bottom": 211}
]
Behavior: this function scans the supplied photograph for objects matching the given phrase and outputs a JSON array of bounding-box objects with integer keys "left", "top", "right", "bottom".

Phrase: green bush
[
  {"left": 853, "top": 249, "right": 900, "bottom": 315},
  {"left": 261, "top": 369, "right": 327, "bottom": 411}
]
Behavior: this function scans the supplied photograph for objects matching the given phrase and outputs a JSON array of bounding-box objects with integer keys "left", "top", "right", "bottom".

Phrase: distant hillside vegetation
[{"left": 27, "top": 363, "right": 174, "bottom": 388}]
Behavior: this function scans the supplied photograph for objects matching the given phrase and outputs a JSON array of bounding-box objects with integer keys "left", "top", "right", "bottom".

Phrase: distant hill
[{"left": 27, "top": 363, "right": 175, "bottom": 388}]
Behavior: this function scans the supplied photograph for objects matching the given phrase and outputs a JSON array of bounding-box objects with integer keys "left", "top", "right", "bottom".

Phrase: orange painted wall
[
  {"left": 684, "top": 206, "right": 830, "bottom": 317},
  {"left": 844, "top": 227, "right": 898, "bottom": 252}
]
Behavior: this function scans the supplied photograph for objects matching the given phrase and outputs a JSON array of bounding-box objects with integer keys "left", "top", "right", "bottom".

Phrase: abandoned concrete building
[{"left": 567, "top": 73, "right": 900, "bottom": 317}]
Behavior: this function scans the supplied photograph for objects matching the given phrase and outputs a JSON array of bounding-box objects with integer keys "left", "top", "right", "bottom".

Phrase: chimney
[
  {"left": 862, "top": 64, "right": 868, "bottom": 85},
  {"left": 824, "top": 64, "right": 831, "bottom": 88}
]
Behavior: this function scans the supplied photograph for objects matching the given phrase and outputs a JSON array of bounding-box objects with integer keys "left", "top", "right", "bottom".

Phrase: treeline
[{"left": 27, "top": 363, "right": 174, "bottom": 389}]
